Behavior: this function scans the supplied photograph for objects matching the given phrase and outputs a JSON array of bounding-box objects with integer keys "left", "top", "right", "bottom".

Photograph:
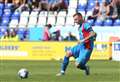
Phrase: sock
[{"left": 61, "top": 56, "right": 69, "bottom": 73}]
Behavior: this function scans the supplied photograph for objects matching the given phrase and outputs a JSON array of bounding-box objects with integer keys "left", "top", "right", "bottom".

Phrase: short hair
[{"left": 73, "top": 12, "right": 82, "bottom": 17}]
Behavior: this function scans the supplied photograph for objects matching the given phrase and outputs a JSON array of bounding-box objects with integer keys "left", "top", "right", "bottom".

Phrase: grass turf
[{"left": 0, "top": 60, "right": 120, "bottom": 82}]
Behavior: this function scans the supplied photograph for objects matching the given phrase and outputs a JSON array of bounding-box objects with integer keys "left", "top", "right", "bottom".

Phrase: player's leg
[
  {"left": 56, "top": 44, "right": 80, "bottom": 76},
  {"left": 75, "top": 49, "right": 93, "bottom": 75},
  {"left": 56, "top": 50, "right": 72, "bottom": 76}
]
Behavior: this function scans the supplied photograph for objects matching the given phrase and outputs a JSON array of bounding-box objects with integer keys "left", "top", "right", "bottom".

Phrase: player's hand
[{"left": 77, "top": 40, "right": 84, "bottom": 44}]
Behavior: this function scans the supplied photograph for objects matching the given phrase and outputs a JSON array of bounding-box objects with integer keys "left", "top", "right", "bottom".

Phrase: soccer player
[{"left": 56, "top": 12, "right": 96, "bottom": 76}]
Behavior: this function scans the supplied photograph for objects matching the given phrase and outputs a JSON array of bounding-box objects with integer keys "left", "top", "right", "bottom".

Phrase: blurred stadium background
[{"left": 0, "top": 0, "right": 120, "bottom": 82}]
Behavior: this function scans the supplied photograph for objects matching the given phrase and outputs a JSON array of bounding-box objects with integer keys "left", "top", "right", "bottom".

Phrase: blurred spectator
[
  {"left": 5, "top": 0, "right": 12, "bottom": 3},
  {"left": 51, "top": 30, "right": 63, "bottom": 41},
  {"left": 9, "top": 29, "right": 19, "bottom": 41},
  {"left": 115, "top": 0, "right": 120, "bottom": 18},
  {"left": 49, "top": 0, "right": 68, "bottom": 11},
  {"left": 12, "top": 0, "right": 21, "bottom": 11},
  {"left": 15, "top": 0, "right": 31, "bottom": 12},
  {"left": 0, "top": 29, "right": 19, "bottom": 41},
  {"left": 16, "top": 3, "right": 31, "bottom": 12},
  {"left": 88, "top": 1, "right": 100, "bottom": 21},
  {"left": 108, "top": 0, "right": 118, "bottom": 19},
  {"left": 0, "top": 0, "right": 4, "bottom": 3},
  {"left": 39, "top": 0, "right": 50, "bottom": 11},
  {"left": 98, "top": 1, "right": 110, "bottom": 20},
  {"left": 64, "top": 32, "right": 77, "bottom": 41},
  {"left": 106, "top": 0, "right": 112, "bottom": 4},
  {"left": 31, "top": 0, "right": 40, "bottom": 11},
  {"left": 43, "top": 24, "right": 52, "bottom": 41}
]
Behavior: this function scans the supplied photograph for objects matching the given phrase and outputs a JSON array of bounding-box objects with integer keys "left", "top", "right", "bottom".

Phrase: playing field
[{"left": 0, "top": 60, "right": 120, "bottom": 82}]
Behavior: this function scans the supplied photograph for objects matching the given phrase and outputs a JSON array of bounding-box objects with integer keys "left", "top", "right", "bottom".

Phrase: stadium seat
[
  {"left": 77, "top": 3, "right": 87, "bottom": 11},
  {"left": 0, "top": 27, "right": 7, "bottom": 38},
  {"left": 0, "top": 26, "right": 7, "bottom": 29},
  {"left": 85, "top": 11, "right": 93, "bottom": 20},
  {"left": 67, "top": 8, "right": 76, "bottom": 16},
  {"left": 37, "top": 11, "right": 48, "bottom": 26},
  {"left": 3, "top": 11, "right": 11, "bottom": 17},
  {"left": 103, "top": 19, "right": 113, "bottom": 26},
  {"left": 65, "top": 16, "right": 74, "bottom": 26},
  {"left": 28, "top": 17, "right": 37, "bottom": 28},
  {"left": 3, "top": 8, "right": 11, "bottom": 13},
  {"left": 5, "top": 3, "right": 13, "bottom": 9},
  {"left": 37, "top": 16, "right": 47, "bottom": 27},
  {"left": 57, "top": 11, "right": 67, "bottom": 17},
  {"left": 69, "top": 0, "right": 78, "bottom": 8},
  {"left": 78, "top": 0, "right": 87, "bottom": 6},
  {"left": 86, "top": 2, "right": 95, "bottom": 11},
  {"left": 0, "top": 3, "right": 4, "bottom": 9},
  {"left": 0, "top": 10, "right": 3, "bottom": 16},
  {"left": 0, "top": 26, "right": 7, "bottom": 37},
  {"left": 12, "top": 11, "right": 20, "bottom": 18},
  {"left": 56, "top": 16, "right": 65, "bottom": 26},
  {"left": 20, "top": 11, "right": 30, "bottom": 17},
  {"left": 78, "top": 10, "right": 86, "bottom": 18},
  {"left": 113, "top": 19, "right": 120, "bottom": 26},
  {"left": 17, "top": 28, "right": 26, "bottom": 40},
  {"left": 18, "top": 17, "right": 28, "bottom": 28},
  {"left": 9, "top": 19, "right": 19, "bottom": 28},
  {"left": 39, "top": 11, "right": 48, "bottom": 17},
  {"left": 0, "top": 29, "right": 2, "bottom": 38},
  {"left": 47, "top": 11, "right": 56, "bottom": 26},
  {"left": 94, "top": 19, "right": 103, "bottom": 26},
  {"left": 56, "top": 11, "right": 67, "bottom": 26},
  {"left": 1, "top": 18, "right": 10, "bottom": 26},
  {"left": 29, "top": 11, "right": 39, "bottom": 17}
]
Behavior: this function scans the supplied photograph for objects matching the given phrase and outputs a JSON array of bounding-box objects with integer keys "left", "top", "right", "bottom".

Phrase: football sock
[{"left": 61, "top": 56, "right": 69, "bottom": 73}]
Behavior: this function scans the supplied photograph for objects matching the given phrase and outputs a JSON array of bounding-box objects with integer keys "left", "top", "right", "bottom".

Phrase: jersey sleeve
[{"left": 84, "top": 23, "right": 93, "bottom": 32}]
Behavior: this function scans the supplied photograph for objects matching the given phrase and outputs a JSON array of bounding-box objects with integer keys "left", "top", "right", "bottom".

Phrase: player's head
[{"left": 73, "top": 12, "right": 83, "bottom": 25}]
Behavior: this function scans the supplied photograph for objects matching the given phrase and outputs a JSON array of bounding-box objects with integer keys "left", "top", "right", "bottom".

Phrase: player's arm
[{"left": 78, "top": 31, "right": 96, "bottom": 44}]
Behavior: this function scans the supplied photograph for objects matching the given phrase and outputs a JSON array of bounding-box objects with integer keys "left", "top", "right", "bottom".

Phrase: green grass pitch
[{"left": 0, "top": 60, "right": 120, "bottom": 82}]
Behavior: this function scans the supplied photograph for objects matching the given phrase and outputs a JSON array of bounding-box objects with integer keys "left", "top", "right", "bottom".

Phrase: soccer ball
[{"left": 18, "top": 68, "right": 29, "bottom": 79}]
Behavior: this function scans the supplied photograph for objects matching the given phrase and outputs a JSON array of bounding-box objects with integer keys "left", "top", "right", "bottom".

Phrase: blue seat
[
  {"left": 12, "top": 11, "right": 20, "bottom": 18},
  {"left": 0, "top": 3, "right": 4, "bottom": 9},
  {"left": 0, "top": 26, "right": 7, "bottom": 29},
  {"left": 86, "top": 2, "right": 95, "bottom": 11},
  {"left": 88, "top": 0, "right": 95, "bottom": 2},
  {"left": 5, "top": 3, "right": 13, "bottom": 9},
  {"left": 98, "top": 0, "right": 103, "bottom": 3},
  {"left": 94, "top": 19, "right": 103, "bottom": 26},
  {"left": 113, "top": 19, "right": 120, "bottom": 26},
  {"left": 0, "top": 10, "right": 3, "bottom": 16},
  {"left": 1, "top": 18, "right": 10, "bottom": 26},
  {"left": 0, "top": 26, "right": 7, "bottom": 35},
  {"left": 0, "top": 30, "right": 3, "bottom": 38},
  {"left": 77, "top": 4, "right": 86, "bottom": 11},
  {"left": 3, "top": 11, "right": 11, "bottom": 17},
  {"left": 103, "top": 19, "right": 113, "bottom": 26},
  {"left": 17, "top": 28, "right": 26, "bottom": 40}
]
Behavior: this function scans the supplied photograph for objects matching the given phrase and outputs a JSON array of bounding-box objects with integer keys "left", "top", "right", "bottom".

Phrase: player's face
[{"left": 73, "top": 15, "right": 82, "bottom": 25}]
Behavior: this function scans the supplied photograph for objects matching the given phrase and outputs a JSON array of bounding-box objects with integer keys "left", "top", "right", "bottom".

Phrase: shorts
[{"left": 70, "top": 43, "right": 93, "bottom": 65}]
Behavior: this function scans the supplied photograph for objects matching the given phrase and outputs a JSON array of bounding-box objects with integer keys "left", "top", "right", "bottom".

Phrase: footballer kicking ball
[{"left": 18, "top": 68, "right": 29, "bottom": 79}]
